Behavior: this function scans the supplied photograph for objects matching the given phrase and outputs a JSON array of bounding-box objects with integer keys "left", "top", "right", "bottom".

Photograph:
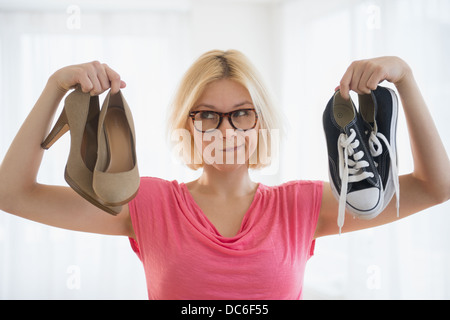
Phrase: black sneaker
[
  {"left": 323, "top": 90, "right": 383, "bottom": 233},
  {"left": 359, "top": 86, "right": 400, "bottom": 217}
]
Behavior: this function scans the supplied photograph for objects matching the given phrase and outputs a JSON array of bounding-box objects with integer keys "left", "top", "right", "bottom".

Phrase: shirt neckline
[{"left": 179, "top": 182, "right": 263, "bottom": 240}]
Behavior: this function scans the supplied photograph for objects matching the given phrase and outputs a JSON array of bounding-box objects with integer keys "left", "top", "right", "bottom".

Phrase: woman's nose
[{"left": 218, "top": 116, "right": 236, "bottom": 136}]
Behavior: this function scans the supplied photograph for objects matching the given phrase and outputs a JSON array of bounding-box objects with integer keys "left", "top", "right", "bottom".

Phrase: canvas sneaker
[
  {"left": 359, "top": 86, "right": 400, "bottom": 217},
  {"left": 323, "top": 90, "right": 383, "bottom": 233}
]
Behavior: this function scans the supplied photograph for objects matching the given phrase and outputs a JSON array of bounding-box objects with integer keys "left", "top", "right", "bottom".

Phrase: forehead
[{"left": 194, "top": 79, "right": 252, "bottom": 111}]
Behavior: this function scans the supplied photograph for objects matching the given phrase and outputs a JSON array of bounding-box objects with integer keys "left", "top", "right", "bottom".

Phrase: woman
[{"left": 0, "top": 50, "right": 449, "bottom": 299}]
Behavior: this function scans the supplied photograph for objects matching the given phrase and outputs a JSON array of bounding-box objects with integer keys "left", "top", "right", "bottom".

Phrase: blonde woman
[{"left": 0, "top": 50, "right": 449, "bottom": 299}]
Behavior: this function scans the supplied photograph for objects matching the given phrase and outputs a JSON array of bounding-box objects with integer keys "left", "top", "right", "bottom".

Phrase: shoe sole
[
  {"left": 64, "top": 168, "right": 121, "bottom": 216},
  {"left": 350, "top": 87, "right": 398, "bottom": 220},
  {"left": 376, "top": 87, "right": 399, "bottom": 214},
  {"left": 327, "top": 170, "right": 383, "bottom": 220}
]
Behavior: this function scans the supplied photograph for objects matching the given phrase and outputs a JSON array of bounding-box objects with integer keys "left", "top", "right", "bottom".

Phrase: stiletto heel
[{"left": 41, "top": 109, "right": 69, "bottom": 150}]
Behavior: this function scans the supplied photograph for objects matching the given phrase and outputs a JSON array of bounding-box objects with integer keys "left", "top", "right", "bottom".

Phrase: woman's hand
[
  {"left": 48, "top": 61, "right": 126, "bottom": 95},
  {"left": 337, "top": 56, "right": 412, "bottom": 100}
]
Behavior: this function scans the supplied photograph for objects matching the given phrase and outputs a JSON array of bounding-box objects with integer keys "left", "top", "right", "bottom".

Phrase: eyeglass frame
[{"left": 188, "top": 108, "right": 259, "bottom": 133}]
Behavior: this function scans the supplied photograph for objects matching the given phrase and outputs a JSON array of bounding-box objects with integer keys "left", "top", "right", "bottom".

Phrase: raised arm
[
  {"left": 315, "top": 56, "right": 450, "bottom": 237},
  {"left": 0, "top": 62, "right": 135, "bottom": 238}
]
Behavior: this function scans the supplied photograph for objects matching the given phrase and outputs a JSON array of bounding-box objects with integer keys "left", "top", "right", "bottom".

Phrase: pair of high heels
[{"left": 41, "top": 87, "right": 139, "bottom": 215}]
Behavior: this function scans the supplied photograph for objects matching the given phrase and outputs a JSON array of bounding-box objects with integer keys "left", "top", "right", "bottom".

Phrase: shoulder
[
  {"left": 259, "top": 180, "right": 323, "bottom": 197},
  {"left": 128, "top": 177, "right": 184, "bottom": 231},
  {"left": 257, "top": 180, "right": 323, "bottom": 215},
  {"left": 139, "top": 176, "right": 175, "bottom": 187},
  {"left": 130, "top": 176, "right": 183, "bottom": 209},
  {"left": 258, "top": 180, "right": 324, "bottom": 241},
  {"left": 138, "top": 176, "right": 179, "bottom": 194}
]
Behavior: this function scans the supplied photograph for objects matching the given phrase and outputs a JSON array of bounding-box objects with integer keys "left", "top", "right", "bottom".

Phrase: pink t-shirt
[{"left": 129, "top": 177, "right": 323, "bottom": 300}]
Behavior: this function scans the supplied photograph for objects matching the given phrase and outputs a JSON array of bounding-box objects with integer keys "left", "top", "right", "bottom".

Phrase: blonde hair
[{"left": 167, "top": 49, "right": 282, "bottom": 170}]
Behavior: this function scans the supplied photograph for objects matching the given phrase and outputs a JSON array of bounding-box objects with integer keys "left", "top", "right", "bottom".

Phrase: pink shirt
[{"left": 129, "top": 177, "right": 323, "bottom": 300}]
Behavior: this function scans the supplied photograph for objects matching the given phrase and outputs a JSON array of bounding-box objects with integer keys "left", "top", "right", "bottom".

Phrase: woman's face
[{"left": 188, "top": 79, "right": 259, "bottom": 172}]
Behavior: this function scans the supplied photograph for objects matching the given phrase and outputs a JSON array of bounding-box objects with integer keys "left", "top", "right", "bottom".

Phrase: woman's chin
[{"left": 210, "top": 161, "right": 248, "bottom": 172}]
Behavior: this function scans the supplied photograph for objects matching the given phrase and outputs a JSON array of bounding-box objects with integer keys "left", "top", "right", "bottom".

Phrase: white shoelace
[
  {"left": 367, "top": 131, "right": 400, "bottom": 217},
  {"left": 337, "top": 129, "right": 374, "bottom": 234}
]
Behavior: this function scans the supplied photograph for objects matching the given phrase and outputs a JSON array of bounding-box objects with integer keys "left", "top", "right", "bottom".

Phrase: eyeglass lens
[{"left": 193, "top": 110, "right": 256, "bottom": 132}]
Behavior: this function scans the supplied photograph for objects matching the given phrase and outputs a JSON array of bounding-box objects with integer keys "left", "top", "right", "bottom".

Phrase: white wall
[
  {"left": 185, "top": 0, "right": 284, "bottom": 186},
  {"left": 0, "top": 0, "right": 449, "bottom": 300},
  {"left": 189, "top": 0, "right": 282, "bottom": 92},
  {"left": 0, "top": 0, "right": 284, "bottom": 300},
  {"left": 280, "top": 0, "right": 450, "bottom": 300}
]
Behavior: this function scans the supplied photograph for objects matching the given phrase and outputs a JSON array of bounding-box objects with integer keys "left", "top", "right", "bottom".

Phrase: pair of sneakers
[{"left": 323, "top": 86, "right": 400, "bottom": 233}]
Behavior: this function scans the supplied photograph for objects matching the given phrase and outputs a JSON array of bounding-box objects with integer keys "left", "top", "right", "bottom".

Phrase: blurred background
[{"left": 0, "top": 0, "right": 449, "bottom": 299}]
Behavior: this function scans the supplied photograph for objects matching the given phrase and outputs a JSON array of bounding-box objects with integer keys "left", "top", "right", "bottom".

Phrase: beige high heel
[
  {"left": 41, "top": 88, "right": 122, "bottom": 215},
  {"left": 92, "top": 90, "right": 139, "bottom": 206}
]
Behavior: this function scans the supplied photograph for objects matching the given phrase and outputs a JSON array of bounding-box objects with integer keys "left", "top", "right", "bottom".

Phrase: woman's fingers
[
  {"left": 357, "top": 68, "right": 375, "bottom": 94},
  {"left": 366, "top": 64, "right": 387, "bottom": 91},
  {"left": 104, "top": 64, "right": 126, "bottom": 94},
  {"left": 86, "top": 64, "right": 103, "bottom": 96},
  {"left": 72, "top": 66, "right": 94, "bottom": 93},
  {"left": 94, "top": 62, "right": 111, "bottom": 93},
  {"left": 55, "top": 61, "right": 124, "bottom": 96},
  {"left": 339, "top": 60, "right": 383, "bottom": 99},
  {"left": 338, "top": 57, "right": 408, "bottom": 100},
  {"left": 339, "top": 63, "right": 353, "bottom": 100}
]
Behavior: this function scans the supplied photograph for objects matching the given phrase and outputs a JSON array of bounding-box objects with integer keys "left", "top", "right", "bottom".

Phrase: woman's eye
[
  {"left": 234, "top": 110, "right": 248, "bottom": 117},
  {"left": 200, "top": 111, "right": 216, "bottom": 119}
]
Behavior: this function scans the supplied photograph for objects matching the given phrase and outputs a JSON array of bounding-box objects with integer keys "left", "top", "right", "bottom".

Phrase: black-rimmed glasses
[{"left": 189, "top": 108, "right": 258, "bottom": 133}]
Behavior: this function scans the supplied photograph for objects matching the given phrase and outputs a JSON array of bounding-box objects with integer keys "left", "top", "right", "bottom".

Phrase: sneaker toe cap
[{"left": 347, "top": 187, "right": 382, "bottom": 215}]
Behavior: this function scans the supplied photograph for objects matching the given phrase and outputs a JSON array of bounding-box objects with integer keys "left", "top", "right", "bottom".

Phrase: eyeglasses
[{"left": 189, "top": 108, "right": 258, "bottom": 133}]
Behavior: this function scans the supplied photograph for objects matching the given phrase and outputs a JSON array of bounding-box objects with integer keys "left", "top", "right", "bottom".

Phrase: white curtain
[
  {"left": 280, "top": 0, "right": 450, "bottom": 299},
  {"left": 1, "top": 0, "right": 449, "bottom": 299},
  {"left": 0, "top": 3, "right": 192, "bottom": 299}
]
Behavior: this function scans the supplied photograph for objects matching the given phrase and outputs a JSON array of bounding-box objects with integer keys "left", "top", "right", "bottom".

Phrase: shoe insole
[
  {"left": 334, "top": 104, "right": 354, "bottom": 128},
  {"left": 333, "top": 92, "right": 356, "bottom": 128},
  {"left": 359, "top": 94, "right": 375, "bottom": 123},
  {"left": 81, "top": 112, "right": 99, "bottom": 171},
  {"left": 103, "top": 107, "right": 134, "bottom": 173}
]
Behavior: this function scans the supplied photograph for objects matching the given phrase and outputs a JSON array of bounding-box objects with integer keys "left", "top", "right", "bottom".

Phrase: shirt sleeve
[
  {"left": 127, "top": 176, "right": 173, "bottom": 261},
  {"left": 306, "top": 180, "right": 323, "bottom": 258},
  {"left": 128, "top": 177, "right": 148, "bottom": 261}
]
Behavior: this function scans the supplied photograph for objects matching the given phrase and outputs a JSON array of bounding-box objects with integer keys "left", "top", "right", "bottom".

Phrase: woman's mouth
[{"left": 221, "top": 144, "right": 245, "bottom": 152}]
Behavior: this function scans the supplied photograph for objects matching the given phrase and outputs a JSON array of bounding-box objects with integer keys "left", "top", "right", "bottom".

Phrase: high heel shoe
[
  {"left": 92, "top": 89, "right": 139, "bottom": 206},
  {"left": 41, "top": 88, "right": 122, "bottom": 215}
]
